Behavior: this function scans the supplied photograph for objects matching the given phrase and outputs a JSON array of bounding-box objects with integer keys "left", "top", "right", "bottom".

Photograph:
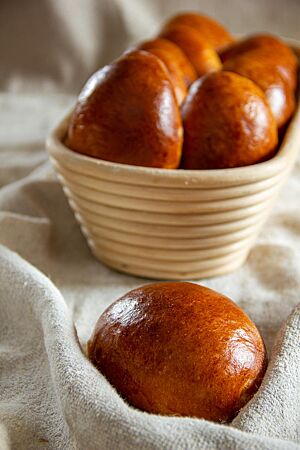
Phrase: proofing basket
[{"left": 47, "top": 54, "right": 300, "bottom": 280}]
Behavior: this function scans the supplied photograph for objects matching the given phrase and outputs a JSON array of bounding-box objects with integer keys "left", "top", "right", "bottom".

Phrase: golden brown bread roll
[
  {"left": 159, "top": 24, "right": 222, "bottom": 77},
  {"left": 182, "top": 71, "right": 278, "bottom": 169},
  {"left": 88, "top": 282, "right": 267, "bottom": 422},
  {"left": 162, "top": 11, "right": 233, "bottom": 51},
  {"left": 220, "top": 34, "right": 298, "bottom": 91},
  {"left": 137, "top": 38, "right": 197, "bottom": 88},
  {"left": 66, "top": 51, "right": 183, "bottom": 169},
  {"left": 224, "top": 55, "right": 296, "bottom": 129},
  {"left": 137, "top": 39, "right": 188, "bottom": 105}
]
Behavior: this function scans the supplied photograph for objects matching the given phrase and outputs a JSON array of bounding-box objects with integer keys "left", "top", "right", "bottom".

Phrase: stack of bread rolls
[{"left": 66, "top": 12, "right": 298, "bottom": 169}]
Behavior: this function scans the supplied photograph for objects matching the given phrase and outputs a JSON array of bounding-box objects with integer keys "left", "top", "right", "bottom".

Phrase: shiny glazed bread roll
[
  {"left": 182, "top": 71, "right": 278, "bottom": 169},
  {"left": 159, "top": 24, "right": 222, "bottom": 77},
  {"left": 161, "top": 11, "right": 233, "bottom": 51},
  {"left": 220, "top": 34, "right": 298, "bottom": 91},
  {"left": 66, "top": 51, "right": 183, "bottom": 169},
  {"left": 137, "top": 38, "right": 197, "bottom": 88},
  {"left": 137, "top": 39, "right": 189, "bottom": 105},
  {"left": 88, "top": 282, "right": 267, "bottom": 423},
  {"left": 224, "top": 55, "right": 296, "bottom": 129}
]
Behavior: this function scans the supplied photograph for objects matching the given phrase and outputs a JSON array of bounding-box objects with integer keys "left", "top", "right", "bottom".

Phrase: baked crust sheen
[
  {"left": 66, "top": 51, "right": 183, "bottom": 169},
  {"left": 182, "top": 71, "right": 278, "bottom": 169},
  {"left": 88, "top": 282, "right": 267, "bottom": 422}
]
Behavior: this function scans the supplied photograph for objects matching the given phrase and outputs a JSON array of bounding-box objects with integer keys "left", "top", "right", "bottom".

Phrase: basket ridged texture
[{"left": 47, "top": 70, "right": 300, "bottom": 279}]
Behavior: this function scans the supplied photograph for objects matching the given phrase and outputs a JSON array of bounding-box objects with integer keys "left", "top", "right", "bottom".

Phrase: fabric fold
[{"left": 1, "top": 245, "right": 299, "bottom": 450}]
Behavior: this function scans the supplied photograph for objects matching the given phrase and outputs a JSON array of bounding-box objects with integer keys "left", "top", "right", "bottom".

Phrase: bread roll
[
  {"left": 220, "top": 34, "right": 298, "bottom": 91},
  {"left": 66, "top": 51, "right": 183, "bottom": 168},
  {"left": 88, "top": 282, "right": 267, "bottom": 422},
  {"left": 160, "top": 24, "right": 222, "bottom": 77},
  {"left": 224, "top": 55, "right": 296, "bottom": 129},
  {"left": 138, "top": 38, "right": 197, "bottom": 88},
  {"left": 162, "top": 12, "right": 233, "bottom": 51},
  {"left": 182, "top": 71, "right": 278, "bottom": 169},
  {"left": 137, "top": 39, "right": 189, "bottom": 105}
]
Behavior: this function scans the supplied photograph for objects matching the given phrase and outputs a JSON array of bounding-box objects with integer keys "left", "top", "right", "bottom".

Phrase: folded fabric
[{"left": 0, "top": 244, "right": 299, "bottom": 450}]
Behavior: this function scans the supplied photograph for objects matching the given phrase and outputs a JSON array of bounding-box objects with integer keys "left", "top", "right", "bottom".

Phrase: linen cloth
[{"left": 1, "top": 1, "right": 300, "bottom": 449}]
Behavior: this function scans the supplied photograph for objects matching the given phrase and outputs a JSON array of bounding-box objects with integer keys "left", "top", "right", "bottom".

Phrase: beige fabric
[
  {"left": 1, "top": 1, "right": 300, "bottom": 449},
  {"left": 2, "top": 0, "right": 300, "bottom": 94}
]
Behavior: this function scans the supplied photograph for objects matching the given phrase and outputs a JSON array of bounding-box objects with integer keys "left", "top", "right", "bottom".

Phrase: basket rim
[{"left": 47, "top": 107, "right": 300, "bottom": 184}]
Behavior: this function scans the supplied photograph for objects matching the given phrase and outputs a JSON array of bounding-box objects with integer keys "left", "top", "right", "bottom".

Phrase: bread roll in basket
[{"left": 46, "top": 41, "right": 300, "bottom": 280}]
